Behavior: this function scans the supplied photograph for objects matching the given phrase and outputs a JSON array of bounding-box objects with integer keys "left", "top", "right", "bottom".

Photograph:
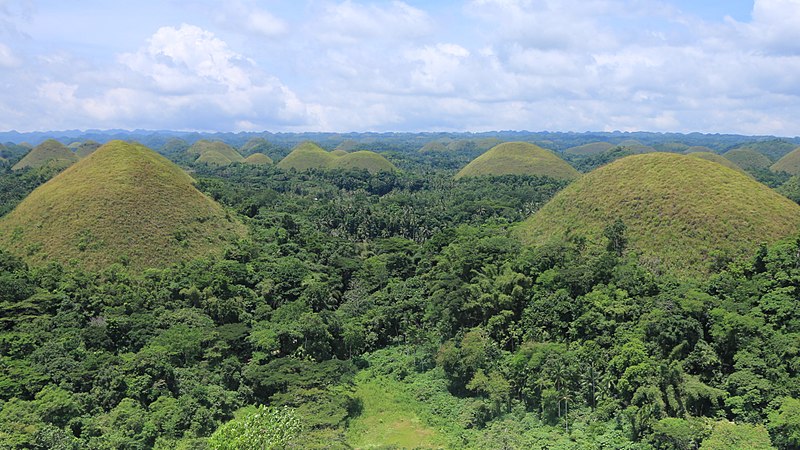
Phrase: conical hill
[
  {"left": 0, "top": 141, "right": 246, "bottom": 271},
  {"left": 723, "top": 148, "right": 772, "bottom": 171},
  {"left": 75, "top": 140, "right": 101, "bottom": 158},
  {"left": 188, "top": 140, "right": 244, "bottom": 166},
  {"left": 770, "top": 147, "right": 800, "bottom": 175},
  {"left": 455, "top": 142, "right": 579, "bottom": 180},
  {"left": 330, "top": 151, "right": 397, "bottom": 174},
  {"left": 516, "top": 153, "right": 800, "bottom": 275},
  {"left": 564, "top": 142, "right": 613, "bottom": 156},
  {"left": 12, "top": 139, "right": 78, "bottom": 171},
  {"left": 277, "top": 141, "right": 337, "bottom": 171},
  {"left": 244, "top": 153, "right": 273, "bottom": 165}
]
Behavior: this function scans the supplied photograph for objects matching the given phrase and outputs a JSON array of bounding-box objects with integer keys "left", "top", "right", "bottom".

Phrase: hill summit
[
  {"left": 455, "top": 142, "right": 579, "bottom": 180},
  {"left": 0, "top": 141, "right": 245, "bottom": 271},
  {"left": 12, "top": 139, "right": 78, "bottom": 171},
  {"left": 516, "top": 153, "right": 800, "bottom": 275}
]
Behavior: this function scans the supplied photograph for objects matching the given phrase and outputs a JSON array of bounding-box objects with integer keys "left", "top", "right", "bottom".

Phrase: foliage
[{"left": 207, "top": 406, "right": 301, "bottom": 450}]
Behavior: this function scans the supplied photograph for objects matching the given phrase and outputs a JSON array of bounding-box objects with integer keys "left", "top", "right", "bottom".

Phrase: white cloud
[
  {"left": 0, "top": 42, "right": 19, "bottom": 67},
  {"left": 217, "top": 1, "right": 287, "bottom": 37},
  {"left": 316, "top": 0, "right": 433, "bottom": 44}
]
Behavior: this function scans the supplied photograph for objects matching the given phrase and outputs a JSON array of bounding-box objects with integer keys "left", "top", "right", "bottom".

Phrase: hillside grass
[
  {"left": 0, "top": 140, "right": 245, "bottom": 272},
  {"left": 455, "top": 142, "right": 579, "bottom": 180},
  {"left": 686, "top": 151, "right": 747, "bottom": 173},
  {"left": 770, "top": 146, "right": 800, "bottom": 175},
  {"left": 196, "top": 150, "right": 235, "bottom": 166},
  {"left": 516, "top": 152, "right": 800, "bottom": 276},
  {"left": 75, "top": 140, "right": 101, "bottom": 158},
  {"left": 331, "top": 151, "right": 397, "bottom": 174},
  {"left": 346, "top": 373, "right": 445, "bottom": 449},
  {"left": 723, "top": 148, "right": 772, "bottom": 171},
  {"left": 684, "top": 145, "right": 714, "bottom": 153},
  {"left": 12, "top": 139, "right": 78, "bottom": 171}
]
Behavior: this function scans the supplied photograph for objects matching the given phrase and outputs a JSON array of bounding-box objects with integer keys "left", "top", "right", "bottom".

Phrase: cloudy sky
[{"left": 0, "top": 0, "right": 798, "bottom": 135}]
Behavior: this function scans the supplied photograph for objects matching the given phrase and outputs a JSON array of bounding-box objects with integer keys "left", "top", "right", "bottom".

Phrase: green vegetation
[
  {"left": 331, "top": 149, "right": 348, "bottom": 156},
  {"left": 733, "top": 139, "right": 798, "bottom": 161},
  {"left": 617, "top": 139, "right": 656, "bottom": 153},
  {"left": 188, "top": 140, "right": 245, "bottom": 166},
  {"left": 278, "top": 141, "right": 396, "bottom": 173},
  {"left": 75, "top": 140, "right": 101, "bottom": 158},
  {"left": 12, "top": 139, "right": 78, "bottom": 171},
  {"left": 1, "top": 132, "right": 799, "bottom": 450},
  {"left": 724, "top": 148, "right": 773, "bottom": 171},
  {"left": 243, "top": 152, "right": 273, "bottom": 165},
  {"left": 687, "top": 151, "right": 747, "bottom": 173},
  {"left": 455, "top": 142, "right": 580, "bottom": 180},
  {"left": 564, "top": 141, "right": 613, "bottom": 156},
  {"left": 517, "top": 152, "right": 800, "bottom": 275},
  {"left": 420, "top": 138, "right": 503, "bottom": 154},
  {"left": 771, "top": 147, "right": 800, "bottom": 175},
  {"left": 0, "top": 140, "right": 245, "bottom": 271}
]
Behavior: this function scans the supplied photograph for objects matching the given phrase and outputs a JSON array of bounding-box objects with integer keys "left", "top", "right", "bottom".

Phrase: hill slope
[
  {"left": 723, "top": 148, "right": 772, "bottom": 171},
  {"left": 0, "top": 141, "right": 245, "bottom": 271},
  {"left": 12, "top": 139, "right": 78, "bottom": 171},
  {"left": 516, "top": 153, "right": 800, "bottom": 275},
  {"left": 75, "top": 140, "right": 102, "bottom": 158},
  {"left": 770, "top": 147, "right": 800, "bottom": 175},
  {"left": 455, "top": 142, "right": 579, "bottom": 180},
  {"left": 330, "top": 151, "right": 397, "bottom": 174},
  {"left": 564, "top": 142, "right": 613, "bottom": 156}
]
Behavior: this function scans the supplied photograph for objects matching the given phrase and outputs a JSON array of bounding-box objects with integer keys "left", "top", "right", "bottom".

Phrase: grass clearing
[{"left": 347, "top": 372, "right": 445, "bottom": 449}]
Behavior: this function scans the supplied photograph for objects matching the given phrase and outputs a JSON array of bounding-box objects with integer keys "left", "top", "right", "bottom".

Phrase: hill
[
  {"left": 455, "top": 142, "right": 580, "bottom": 180},
  {"left": 75, "top": 140, "right": 102, "bottom": 158},
  {"left": 277, "top": 141, "right": 337, "bottom": 171},
  {"left": 686, "top": 151, "right": 745, "bottom": 173},
  {"left": 616, "top": 140, "right": 656, "bottom": 153},
  {"left": 244, "top": 153, "right": 273, "bottom": 165},
  {"left": 564, "top": 142, "right": 613, "bottom": 156},
  {"left": 732, "top": 139, "right": 797, "bottom": 161},
  {"left": 770, "top": 147, "right": 800, "bottom": 175},
  {"left": 0, "top": 141, "right": 245, "bottom": 271},
  {"left": 723, "top": 148, "right": 772, "bottom": 171},
  {"left": 187, "top": 140, "right": 244, "bottom": 166},
  {"left": 420, "top": 137, "right": 502, "bottom": 154},
  {"left": 330, "top": 151, "right": 397, "bottom": 174},
  {"left": 12, "top": 139, "right": 78, "bottom": 171},
  {"left": 331, "top": 149, "right": 349, "bottom": 156},
  {"left": 240, "top": 137, "right": 274, "bottom": 156},
  {"left": 684, "top": 145, "right": 714, "bottom": 153},
  {"left": 516, "top": 153, "right": 800, "bottom": 275}
]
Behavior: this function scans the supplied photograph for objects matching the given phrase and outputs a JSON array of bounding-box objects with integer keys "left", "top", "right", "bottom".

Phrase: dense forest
[{"left": 0, "top": 133, "right": 799, "bottom": 449}]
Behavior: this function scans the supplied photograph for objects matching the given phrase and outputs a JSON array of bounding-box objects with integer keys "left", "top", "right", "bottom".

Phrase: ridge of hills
[
  {"left": 12, "top": 139, "right": 78, "bottom": 171},
  {"left": 455, "top": 142, "right": 580, "bottom": 180},
  {"left": 75, "top": 140, "right": 102, "bottom": 158},
  {"left": 0, "top": 140, "right": 246, "bottom": 271},
  {"left": 278, "top": 142, "right": 396, "bottom": 174},
  {"left": 516, "top": 152, "right": 800, "bottom": 275}
]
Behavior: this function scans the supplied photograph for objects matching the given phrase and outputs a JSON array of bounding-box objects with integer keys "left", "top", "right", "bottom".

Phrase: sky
[{"left": 0, "top": 0, "right": 799, "bottom": 135}]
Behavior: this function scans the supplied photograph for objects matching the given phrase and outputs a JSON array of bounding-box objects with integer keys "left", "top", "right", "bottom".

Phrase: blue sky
[{"left": 1, "top": 0, "right": 799, "bottom": 135}]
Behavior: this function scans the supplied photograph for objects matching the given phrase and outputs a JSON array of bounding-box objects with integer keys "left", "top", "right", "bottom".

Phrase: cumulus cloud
[
  {"left": 216, "top": 1, "right": 287, "bottom": 37},
  {"left": 316, "top": 0, "right": 433, "bottom": 44}
]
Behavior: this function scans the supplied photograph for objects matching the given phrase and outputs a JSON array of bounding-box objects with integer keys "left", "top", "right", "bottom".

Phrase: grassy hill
[
  {"left": 686, "top": 151, "right": 746, "bottom": 173},
  {"left": 724, "top": 148, "right": 772, "bottom": 171},
  {"left": 419, "top": 138, "right": 503, "bottom": 154},
  {"left": 770, "top": 147, "right": 800, "bottom": 175},
  {"left": 733, "top": 139, "right": 797, "bottom": 161},
  {"left": 330, "top": 151, "right": 397, "bottom": 174},
  {"left": 331, "top": 149, "right": 349, "bottom": 156},
  {"left": 616, "top": 140, "right": 656, "bottom": 153},
  {"left": 187, "top": 140, "right": 244, "bottom": 166},
  {"left": 243, "top": 153, "right": 273, "bottom": 165},
  {"left": 0, "top": 140, "right": 245, "bottom": 272},
  {"left": 455, "top": 142, "right": 580, "bottom": 180},
  {"left": 516, "top": 153, "right": 800, "bottom": 275},
  {"left": 684, "top": 145, "right": 714, "bottom": 153},
  {"left": 564, "top": 142, "right": 613, "bottom": 156},
  {"left": 12, "top": 139, "right": 78, "bottom": 171},
  {"left": 75, "top": 140, "right": 101, "bottom": 158},
  {"left": 277, "top": 141, "right": 338, "bottom": 171}
]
